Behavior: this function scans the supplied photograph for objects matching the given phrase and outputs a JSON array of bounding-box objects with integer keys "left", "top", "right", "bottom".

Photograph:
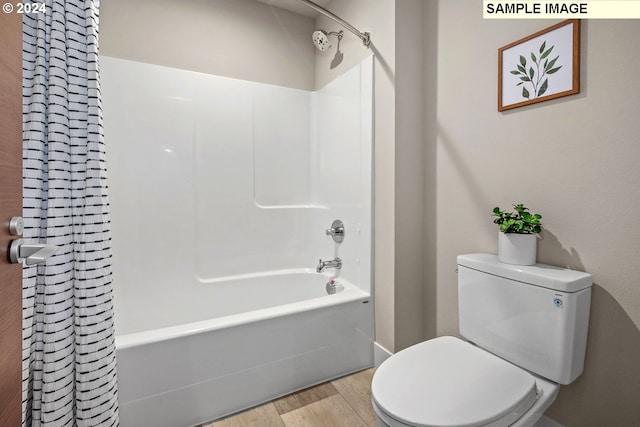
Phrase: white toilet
[{"left": 372, "top": 253, "right": 592, "bottom": 427}]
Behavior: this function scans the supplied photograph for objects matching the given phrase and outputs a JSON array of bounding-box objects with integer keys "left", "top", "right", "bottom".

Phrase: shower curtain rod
[{"left": 296, "top": 0, "right": 371, "bottom": 47}]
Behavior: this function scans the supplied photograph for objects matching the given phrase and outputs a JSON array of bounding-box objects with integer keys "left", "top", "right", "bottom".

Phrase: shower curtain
[{"left": 22, "top": 1, "right": 119, "bottom": 426}]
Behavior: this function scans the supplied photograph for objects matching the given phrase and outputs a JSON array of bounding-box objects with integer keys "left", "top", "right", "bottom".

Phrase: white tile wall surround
[{"left": 101, "top": 55, "right": 373, "bottom": 331}]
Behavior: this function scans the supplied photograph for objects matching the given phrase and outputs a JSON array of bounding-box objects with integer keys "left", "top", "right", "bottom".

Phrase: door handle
[{"left": 9, "top": 239, "right": 60, "bottom": 265}]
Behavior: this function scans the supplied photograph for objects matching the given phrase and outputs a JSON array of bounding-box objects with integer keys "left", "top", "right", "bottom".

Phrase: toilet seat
[{"left": 371, "top": 336, "right": 539, "bottom": 427}]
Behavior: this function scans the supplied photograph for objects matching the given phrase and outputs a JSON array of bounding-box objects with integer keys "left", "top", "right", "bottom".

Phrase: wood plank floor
[{"left": 202, "top": 368, "right": 377, "bottom": 427}]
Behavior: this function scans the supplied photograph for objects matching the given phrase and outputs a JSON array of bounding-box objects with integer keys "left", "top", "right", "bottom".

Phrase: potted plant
[{"left": 492, "top": 204, "right": 542, "bottom": 265}]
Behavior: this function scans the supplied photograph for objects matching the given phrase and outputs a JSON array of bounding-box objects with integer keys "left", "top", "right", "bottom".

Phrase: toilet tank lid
[{"left": 458, "top": 254, "right": 592, "bottom": 293}]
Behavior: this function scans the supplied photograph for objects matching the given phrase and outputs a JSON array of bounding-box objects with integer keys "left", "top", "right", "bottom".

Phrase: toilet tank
[{"left": 457, "top": 254, "right": 592, "bottom": 385}]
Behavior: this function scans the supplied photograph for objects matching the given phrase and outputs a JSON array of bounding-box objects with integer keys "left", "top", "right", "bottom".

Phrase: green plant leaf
[
  {"left": 522, "top": 86, "right": 530, "bottom": 98},
  {"left": 529, "top": 67, "right": 534, "bottom": 79},
  {"left": 540, "top": 45, "right": 554, "bottom": 59},
  {"left": 547, "top": 66, "right": 562, "bottom": 74},
  {"left": 520, "top": 76, "right": 531, "bottom": 82},
  {"left": 538, "top": 78, "right": 548, "bottom": 97},
  {"left": 539, "top": 41, "right": 546, "bottom": 54},
  {"left": 520, "top": 55, "right": 527, "bottom": 66},
  {"left": 546, "top": 56, "right": 559, "bottom": 71},
  {"left": 493, "top": 204, "right": 543, "bottom": 234},
  {"left": 517, "top": 82, "right": 523, "bottom": 86},
  {"left": 510, "top": 70, "right": 520, "bottom": 75},
  {"left": 531, "top": 52, "right": 537, "bottom": 64},
  {"left": 517, "top": 65, "right": 526, "bottom": 73}
]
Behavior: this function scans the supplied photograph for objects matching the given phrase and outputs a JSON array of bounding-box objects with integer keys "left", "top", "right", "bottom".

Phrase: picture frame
[{"left": 498, "top": 19, "right": 580, "bottom": 112}]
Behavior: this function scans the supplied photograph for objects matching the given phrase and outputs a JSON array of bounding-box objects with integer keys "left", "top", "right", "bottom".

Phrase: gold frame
[{"left": 498, "top": 19, "right": 580, "bottom": 112}]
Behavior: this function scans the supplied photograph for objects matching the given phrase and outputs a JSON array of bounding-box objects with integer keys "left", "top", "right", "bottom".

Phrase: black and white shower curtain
[{"left": 22, "top": 1, "right": 119, "bottom": 425}]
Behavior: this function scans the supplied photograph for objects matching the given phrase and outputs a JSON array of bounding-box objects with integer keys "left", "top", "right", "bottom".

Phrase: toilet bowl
[
  {"left": 371, "top": 254, "right": 592, "bottom": 427},
  {"left": 371, "top": 337, "right": 559, "bottom": 427}
]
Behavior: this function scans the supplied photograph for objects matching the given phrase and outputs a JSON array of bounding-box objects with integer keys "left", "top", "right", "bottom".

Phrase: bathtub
[{"left": 115, "top": 271, "right": 374, "bottom": 427}]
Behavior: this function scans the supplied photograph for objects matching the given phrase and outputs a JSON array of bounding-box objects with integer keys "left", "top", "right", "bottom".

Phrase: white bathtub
[{"left": 115, "top": 271, "right": 373, "bottom": 427}]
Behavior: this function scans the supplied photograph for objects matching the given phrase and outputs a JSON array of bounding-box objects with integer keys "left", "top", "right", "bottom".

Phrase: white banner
[{"left": 484, "top": 1, "right": 640, "bottom": 19}]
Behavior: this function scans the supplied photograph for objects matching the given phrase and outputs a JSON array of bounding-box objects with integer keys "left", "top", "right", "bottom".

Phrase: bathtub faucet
[{"left": 316, "top": 257, "right": 342, "bottom": 273}]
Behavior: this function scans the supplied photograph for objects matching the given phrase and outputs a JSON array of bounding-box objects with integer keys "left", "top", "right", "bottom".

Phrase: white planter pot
[{"left": 498, "top": 232, "right": 537, "bottom": 266}]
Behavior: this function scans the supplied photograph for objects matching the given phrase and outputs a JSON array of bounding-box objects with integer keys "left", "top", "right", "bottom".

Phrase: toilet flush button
[{"left": 553, "top": 298, "right": 563, "bottom": 308}]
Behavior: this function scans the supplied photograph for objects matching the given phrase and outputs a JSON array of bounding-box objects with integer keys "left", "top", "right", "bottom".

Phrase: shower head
[
  {"left": 312, "top": 29, "right": 343, "bottom": 52},
  {"left": 299, "top": 0, "right": 371, "bottom": 48},
  {"left": 312, "top": 30, "right": 331, "bottom": 51}
]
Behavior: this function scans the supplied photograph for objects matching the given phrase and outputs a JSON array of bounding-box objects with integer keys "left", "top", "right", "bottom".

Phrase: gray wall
[
  {"left": 435, "top": 2, "right": 640, "bottom": 425},
  {"left": 100, "top": 0, "right": 315, "bottom": 90}
]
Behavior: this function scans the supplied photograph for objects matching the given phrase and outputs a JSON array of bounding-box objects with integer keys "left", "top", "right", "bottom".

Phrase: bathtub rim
[{"left": 115, "top": 275, "right": 370, "bottom": 350}]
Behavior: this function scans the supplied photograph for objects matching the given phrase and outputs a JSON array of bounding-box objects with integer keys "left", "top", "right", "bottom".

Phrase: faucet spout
[{"left": 316, "top": 257, "right": 342, "bottom": 273}]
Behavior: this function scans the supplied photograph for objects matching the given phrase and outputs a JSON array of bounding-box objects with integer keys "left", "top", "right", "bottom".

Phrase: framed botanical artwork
[{"left": 498, "top": 19, "right": 580, "bottom": 112}]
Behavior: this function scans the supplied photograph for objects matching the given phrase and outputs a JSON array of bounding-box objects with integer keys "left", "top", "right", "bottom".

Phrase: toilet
[{"left": 371, "top": 253, "right": 592, "bottom": 427}]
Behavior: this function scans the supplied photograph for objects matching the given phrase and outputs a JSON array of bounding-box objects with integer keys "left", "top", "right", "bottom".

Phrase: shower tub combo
[{"left": 102, "top": 55, "right": 374, "bottom": 426}]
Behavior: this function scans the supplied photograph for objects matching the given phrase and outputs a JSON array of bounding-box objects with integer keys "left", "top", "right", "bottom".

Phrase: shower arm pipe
[{"left": 297, "top": 0, "right": 371, "bottom": 47}]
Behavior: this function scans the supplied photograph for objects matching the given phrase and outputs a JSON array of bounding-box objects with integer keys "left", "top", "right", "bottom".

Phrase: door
[{"left": 0, "top": 10, "right": 24, "bottom": 426}]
